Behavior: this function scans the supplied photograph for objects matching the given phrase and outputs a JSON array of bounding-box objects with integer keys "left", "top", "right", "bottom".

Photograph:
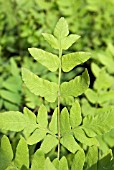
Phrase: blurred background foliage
[{"left": 0, "top": 0, "right": 114, "bottom": 159}]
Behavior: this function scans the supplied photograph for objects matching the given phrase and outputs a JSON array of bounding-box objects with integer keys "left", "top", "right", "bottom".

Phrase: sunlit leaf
[
  {"left": 61, "top": 34, "right": 80, "bottom": 50},
  {"left": 82, "top": 108, "right": 114, "bottom": 137},
  {"left": 45, "top": 158, "right": 57, "bottom": 170},
  {"left": 60, "top": 107, "right": 71, "bottom": 135},
  {"left": 37, "top": 104, "right": 48, "bottom": 128},
  {"left": 22, "top": 68, "right": 58, "bottom": 102},
  {"left": 27, "top": 128, "right": 46, "bottom": 145},
  {"left": 31, "top": 149, "right": 45, "bottom": 170},
  {"left": 42, "top": 33, "right": 59, "bottom": 49},
  {"left": 74, "top": 128, "right": 99, "bottom": 146},
  {"left": 0, "top": 136, "right": 13, "bottom": 170},
  {"left": 86, "top": 146, "right": 98, "bottom": 170},
  {"left": 94, "top": 68, "right": 113, "bottom": 91},
  {"left": 28, "top": 48, "right": 60, "bottom": 72},
  {"left": 54, "top": 17, "right": 69, "bottom": 39},
  {"left": 53, "top": 157, "right": 69, "bottom": 170},
  {"left": 41, "top": 135, "right": 58, "bottom": 154},
  {"left": 70, "top": 101, "right": 82, "bottom": 128},
  {"left": 62, "top": 52, "right": 90, "bottom": 72},
  {"left": 49, "top": 108, "right": 58, "bottom": 134},
  {"left": 14, "top": 137, "right": 29, "bottom": 169},
  {"left": 0, "top": 111, "right": 25, "bottom": 131},
  {"left": 71, "top": 150, "right": 85, "bottom": 170},
  {"left": 60, "top": 135, "right": 80, "bottom": 153},
  {"left": 85, "top": 88, "right": 98, "bottom": 104},
  {"left": 61, "top": 69, "right": 89, "bottom": 98}
]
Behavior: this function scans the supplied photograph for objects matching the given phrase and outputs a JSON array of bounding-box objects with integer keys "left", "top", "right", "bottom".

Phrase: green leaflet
[
  {"left": 59, "top": 157, "right": 69, "bottom": 170},
  {"left": 60, "top": 107, "right": 81, "bottom": 153},
  {"left": 24, "top": 88, "right": 42, "bottom": 109},
  {"left": 14, "top": 137, "right": 29, "bottom": 169},
  {"left": 85, "top": 89, "right": 114, "bottom": 106},
  {"left": 45, "top": 158, "right": 57, "bottom": 170},
  {"left": 52, "top": 159, "right": 59, "bottom": 169},
  {"left": 70, "top": 100, "right": 82, "bottom": 128},
  {"left": 27, "top": 128, "right": 46, "bottom": 145},
  {"left": 99, "top": 90, "right": 114, "bottom": 105},
  {"left": 61, "top": 69, "right": 90, "bottom": 98},
  {"left": 68, "top": 101, "right": 99, "bottom": 147},
  {"left": 2, "top": 101, "right": 19, "bottom": 111},
  {"left": 2, "top": 77, "right": 21, "bottom": 93},
  {"left": 98, "top": 52, "right": 114, "bottom": 74},
  {"left": 22, "top": 107, "right": 38, "bottom": 138},
  {"left": 49, "top": 108, "right": 58, "bottom": 134},
  {"left": 40, "top": 134, "right": 58, "bottom": 153},
  {"left": 62, "top": 52, "right": 91, "bottom": 72},
  {"left": 82, "top": 108, "right": 114, "bottom": 137},
  {"left": 73, "top": 128, "right": 99, "bottom": 146},
  {"left": 60, "top": 135, "right": 80, "bottom": 153},
  {"left": 24, "top": 107, "right": 36, "bottom": 123},
  {"left": 53, "top": 157, "right": 69, "bottom": 170},
  {"left": 42, "top": 33, "right": 80, "bottom": 50},
  {"left": 3, "top": 103, "right": 18, "bottom": 112},
  {"left": 96, "top": 135, "right": 111, "bottom": 153},
  {"left": 27, "top": 105, "right": 48, "bottom": 145},
  {"left": 61, "top": 96, "right": 74, "bottom": 106},
  {"left": 27, "top": 105, "right": 49, "bottom": 145},
  {"left": 1, "top": 136, "right": 13, "bottom": 161},
  {"left": 85, "top": 88, "right": 98, "bottom": 104},
  {"left": 10, "top": 58, "right": 20, "bottom": 77},
  {"left": 91, "top": 62, "right": 100, "bottom": 78},
  {"left": 0, "top": 109, "right": 38, "bottom": 135},
  {"left": 60, "top": 107, "right": 71, "bottom": 135},
  {"left": 0, "top": 89, "right": 21, "bottom": 105},
  {"left": 31, "top": 149, "right": 45, "bottom": 170},
  {"left": 42, "top": 33, "right": 59, "bottom": 50},
  {"left": 37, "top": 104, "right": 48, "bottom": 128},
  {"left": 22, "top": 68, "right": 58, "bottom": 102},
  {"left": 71, "top": 150, "right": 85, "bottom": 170},
  {"left": 54, "top": 17, "right": 69, "bottom": 39},
  {"left": 53, "top": 17, "right": 80, "bottom": 50},
  {"left": 61, "top": 34, "right": 80, "bottom": 50},
  {"left": 86, "top": 146, "right": 98, "bottom": 170},
  {"left": 0, "top": 111, "right": 26, "bottom": 131},
  {"left": 0, "top": 136, "right": 13, "bottom": 170},
  {"left": 28, "top": 48, "right": 60, "bottom": 72},
  {"left": 94, "top": 68, "right": 114, "bottom": 91}
]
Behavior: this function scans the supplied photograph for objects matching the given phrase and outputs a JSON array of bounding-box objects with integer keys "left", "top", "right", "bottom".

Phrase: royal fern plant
[{"left": 0, "top": 17, "right": 114, "bottom": 170}]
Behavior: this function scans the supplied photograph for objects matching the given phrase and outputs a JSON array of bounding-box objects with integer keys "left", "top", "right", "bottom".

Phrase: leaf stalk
[{"left": 57, "top": 48, "right": 62, "bottom": 159}]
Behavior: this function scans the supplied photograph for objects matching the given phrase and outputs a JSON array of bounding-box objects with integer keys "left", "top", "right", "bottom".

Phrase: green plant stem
[{"left": 57, "top": 48, "right": 62, "bottom": 159}]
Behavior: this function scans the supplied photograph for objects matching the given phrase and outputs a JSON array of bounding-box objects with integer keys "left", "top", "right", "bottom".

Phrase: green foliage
[
  {"left": 85, "top": 146, "right": 98, "bottom": 170},
  {"left": 14, "top": 137, "right": 29, "bottom": 169},
  {"left": 62, "top": 52, "right": 90, "bottom": 72},
  {"left": 1, "top": 12, "right": 114, "bottom": 170},
  {"left": 61, "top": 69, "right": 89, "bottom": 98},
  {"left": 22, "top": 68, "right": 58, "bottom": 102},
  {"left": 0, "top": 136, "right": 29, "bottom": 170},
  {"left": 71, "top": 150, "right": 85, "bottom": 170},
  {"left": 28, "top": 48, "right": 60, "bottom": 72},
  {"left": 0, "top": 58, "right": 22, "bottom": 111},
  {"left": 0, "top": 136, "right": 13, "bottom": 170},
  {"left": 31, "top": 149, "right": 45, "bottom": 170},
  {"left": 82, "top": 108, "right": 114, "bottom": 137}
]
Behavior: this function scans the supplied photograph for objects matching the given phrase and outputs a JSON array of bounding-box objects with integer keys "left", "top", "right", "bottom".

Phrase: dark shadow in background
[{"left": 86, "top": 153, "right": 114, "bottom": 170}]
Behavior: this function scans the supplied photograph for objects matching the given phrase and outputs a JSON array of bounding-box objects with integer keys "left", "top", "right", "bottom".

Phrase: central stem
[{"left": 57, "top": 48, "right": 62, "bottom": 159}]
